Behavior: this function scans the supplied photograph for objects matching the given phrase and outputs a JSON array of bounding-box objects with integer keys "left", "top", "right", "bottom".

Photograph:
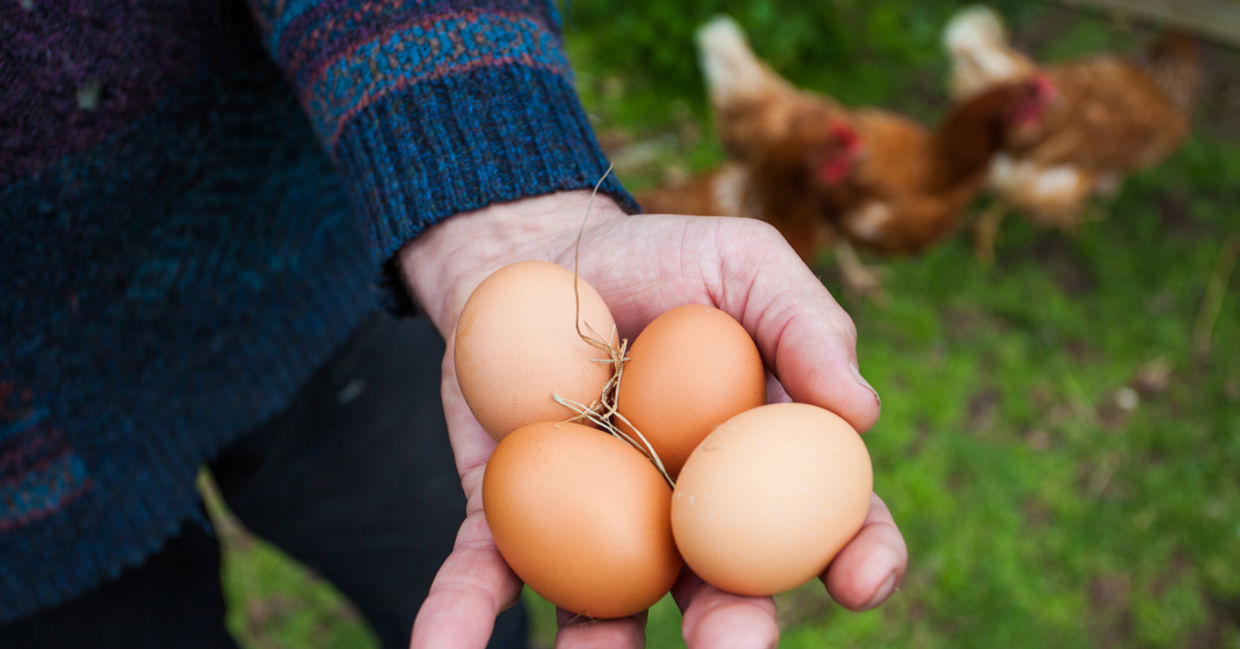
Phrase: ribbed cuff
[{"left": 333, "top": 64, "right": 638, "bottom": 314}]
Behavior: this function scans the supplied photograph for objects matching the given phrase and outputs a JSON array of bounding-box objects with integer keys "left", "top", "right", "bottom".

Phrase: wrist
[{"left": 398, "top": 191, "right": 628, "bottom": 335}]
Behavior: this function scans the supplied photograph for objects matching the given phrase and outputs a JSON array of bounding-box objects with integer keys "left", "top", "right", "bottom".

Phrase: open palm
[{"left": 402, "top": 192, "right": 907, "bottom": 648}]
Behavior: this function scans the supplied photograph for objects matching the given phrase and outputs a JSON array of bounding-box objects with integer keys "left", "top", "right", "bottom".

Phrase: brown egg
[
  {"left": 671, "top": 403, "right": 872, "bottom": 596},
  {"left": 616, "top": 304, "right": 765, "bottom": 478},
  {"left": 454, "top": 261, "right": 617, "bottom": 440},
  {"left": 483, "top": 421, "right": 682, "bottom": 618}
]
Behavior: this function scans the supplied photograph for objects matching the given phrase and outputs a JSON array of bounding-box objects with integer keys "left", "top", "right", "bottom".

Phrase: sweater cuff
[{"left": 333, "top": 65, "right": 637, "bottom": 314}]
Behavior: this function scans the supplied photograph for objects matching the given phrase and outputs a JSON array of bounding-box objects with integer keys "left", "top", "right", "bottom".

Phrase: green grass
[{"left": 218, "top": 2, "right": 1240, "bottom": 647}]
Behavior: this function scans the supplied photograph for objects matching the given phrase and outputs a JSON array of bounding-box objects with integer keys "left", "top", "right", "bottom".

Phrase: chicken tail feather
[
  {"left": 943, "top": 5, "right": 1035, "bottom": 102},
  {"left": 696, "top": 15, "right": 778, "bottom": 107},
  {"left": 943, "top": 5, "right": 1009, "bottom": 55}
]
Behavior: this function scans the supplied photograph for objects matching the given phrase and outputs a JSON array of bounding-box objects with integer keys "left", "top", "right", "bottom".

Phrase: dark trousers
[{"left": 1, "top": 314, "right": 527, "bottom": 649}]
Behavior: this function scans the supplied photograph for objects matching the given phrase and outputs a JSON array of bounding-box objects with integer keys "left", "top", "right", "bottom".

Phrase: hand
[{"left": 400, "top": 191, "right": 908, "bottom": 648}]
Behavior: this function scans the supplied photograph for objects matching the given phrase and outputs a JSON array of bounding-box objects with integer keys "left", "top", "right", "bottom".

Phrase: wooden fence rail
[{"left": 1056, "top": 0, "right": 1240, "bottom": 48}]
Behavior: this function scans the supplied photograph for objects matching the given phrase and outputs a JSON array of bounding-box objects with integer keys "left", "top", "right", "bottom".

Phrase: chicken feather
[
  {"left": 945, "top": 5, "right": 1200, "bottom": 230},
  {"left": 640, "top": 15, "right": 1053, "bottom": 293}
]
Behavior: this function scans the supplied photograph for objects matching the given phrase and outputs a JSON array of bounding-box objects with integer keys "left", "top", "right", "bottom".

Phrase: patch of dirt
[
  {"left": 1029, "top": 385, "right": 1056, "bottom": 411},
  {"left": 1087, "top": 572, "right": 1136, "bottom": 648},
  {"left": 941, "top": 304, "right": 996, "bottom": 340},
  {"left": 1095, "top": 394, "right": 1132, "bottom": 430},
  {"left": 1156, "top": 192, "right": 1203, "bottom": 237},
  {"left": 1023, "top": 427, "right": 1052, "bottom": 451},
  {"left": 1061, "top": 336, "right": 1097, "bottom": 363},
  {"left": 966, "top": 386, "right": 1001, "bottom": 434},
  {"left": 1030, "top": 233, "right": 1098, "bottom": 297},
  {"left": 1022, "top": 497, "right": 1052, "bottom": 531},
  {"left": 1186, "top": 594, "right": 1240, "bottom": 649},
  {"left": 904, "top": 418, "right": 934, "bottom": 456},
  {"left": 1150, "top": 552, "right": 1192, "bottom": 598}
]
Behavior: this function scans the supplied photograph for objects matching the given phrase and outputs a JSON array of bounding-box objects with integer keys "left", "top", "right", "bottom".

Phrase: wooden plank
[{"left": 1056, "top": 0, "right": 1240, "bottom": 47}]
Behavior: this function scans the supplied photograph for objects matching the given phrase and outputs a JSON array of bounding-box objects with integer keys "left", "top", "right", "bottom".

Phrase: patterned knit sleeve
[{"left": 244, "top": 0, "right": 638, "bottom": 309}]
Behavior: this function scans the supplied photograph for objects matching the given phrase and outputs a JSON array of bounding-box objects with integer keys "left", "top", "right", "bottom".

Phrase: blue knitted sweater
[{"left": 0, "top": 0, "right": 634, "bottom": 621}]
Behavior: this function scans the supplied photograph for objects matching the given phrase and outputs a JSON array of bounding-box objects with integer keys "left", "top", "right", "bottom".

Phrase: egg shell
[
  {"left": 616, "top": 304, "right": 765, "bottom": 478},
  {"left": 483, "top": 421, "right": 682, "bottom": 619},
  {"left": 454, "top": 261, "right": 617, "bottom": 440},
  {"left": 671, "top": 403, "right": 872, "bottom": 596}
]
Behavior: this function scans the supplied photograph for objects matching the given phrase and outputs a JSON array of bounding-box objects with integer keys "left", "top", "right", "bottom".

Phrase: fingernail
[
  {"left": 862, "top": 571, "right": 898, "bottom": 611},
  {"left": 851, "top": 363, "right": 880, "bottom": 406}
]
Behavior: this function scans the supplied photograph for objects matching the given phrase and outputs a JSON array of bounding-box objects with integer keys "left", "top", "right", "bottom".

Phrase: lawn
[{"left": 214, "top": 2, "right": 1240, "bottom": 647}]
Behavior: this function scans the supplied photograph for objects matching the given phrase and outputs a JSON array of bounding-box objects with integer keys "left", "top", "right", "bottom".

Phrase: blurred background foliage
[{"left": 214, "top": 1, "right": 1240, "bottom": 648}]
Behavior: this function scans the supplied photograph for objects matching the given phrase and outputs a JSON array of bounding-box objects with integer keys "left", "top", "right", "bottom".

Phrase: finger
[
  {"left": 710, "top": 218, "right": 881, "bottom": 432},
  {"left": 409, "top": 509, "right": 524, "bottom": 649},
  {"left": 554, "top": 608, "right": 647, "bottom": 648},
  {"left": 673, "top": 572, "right": 779, "bottom": 649},
  {"left": 822, "top": 493, "right": 907, "bottom": 611},
  {"left": 765, "top": 370, "right": 792, "bottom": 404},
  {"left": 439, "top": 336, "right": 500, "bottom": 495},
  {"left": 415, "top": 342, "right": 520, "bottom": 648}
]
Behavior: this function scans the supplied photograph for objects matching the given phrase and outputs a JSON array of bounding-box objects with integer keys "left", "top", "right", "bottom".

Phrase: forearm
[{"left": 241, "top": 0, "right": 637, "bottom": 312}]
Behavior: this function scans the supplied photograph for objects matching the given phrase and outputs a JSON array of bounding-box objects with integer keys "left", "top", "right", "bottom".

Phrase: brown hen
[
  {"left": 640, "top": 15, "right": 1053, "bottom": 294},
  {"left": 944, "top": 6, "right": 1200, "bottom": 258}
]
